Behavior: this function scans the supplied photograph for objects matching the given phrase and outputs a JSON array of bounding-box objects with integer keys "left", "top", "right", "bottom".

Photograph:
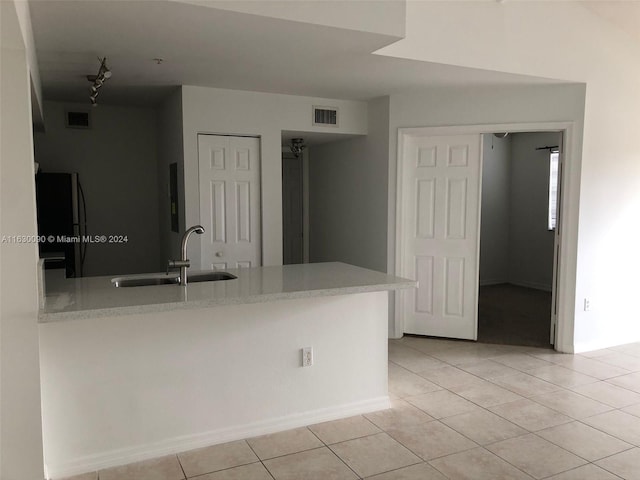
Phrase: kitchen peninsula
[{"left": 38, "top": 262, "right": 415, "bottom": 478}]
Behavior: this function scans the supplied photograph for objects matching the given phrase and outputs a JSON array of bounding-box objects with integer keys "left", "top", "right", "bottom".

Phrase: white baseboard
[
  {"left": 556, "top": 342, "right": 575, "bottom": 354},
  {"left": 46, "top": 396, "right": 391, "bottom": 479},
  {"left": 573, "top": 337, "right": 640, "bottom": 355}
]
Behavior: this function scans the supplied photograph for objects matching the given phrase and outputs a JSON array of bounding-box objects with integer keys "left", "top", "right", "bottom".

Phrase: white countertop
[{"left": 39, "top": 262, "right": 416, "bottom": 322}]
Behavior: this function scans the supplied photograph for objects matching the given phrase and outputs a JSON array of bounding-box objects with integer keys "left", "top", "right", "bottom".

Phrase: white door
[
  {"left": 550, "top": 141, "right": 563, "bottom": 345},
  {"left": 198, "top": 134, "right": 261, "bottom": 270},
  {"left": 399, "top": 134, "right": 482, "bottom": 340}
]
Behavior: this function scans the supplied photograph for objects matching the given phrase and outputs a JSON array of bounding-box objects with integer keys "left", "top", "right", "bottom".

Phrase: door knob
[{"left": 215, "top": 251, "right": 223, "bottom": 257}]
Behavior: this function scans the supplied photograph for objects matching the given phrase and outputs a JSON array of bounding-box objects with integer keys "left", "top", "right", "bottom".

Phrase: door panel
[
  {"left": 444, "top": 257, "right": 465, "bottom": 317},
  {"left": 401, "top": 134, "right": 481, "bottom": 339},
  {"left": 446, "top": 178, "right": 468, "bottom": 239},
  {"left": 198, "top": 135, "right": 261, "bottom": 270},
  {"left": 416, "top": 179, "right": 436, "bottom": 238},
  {"left": 235, "top": 181, "right": 251, "bottom": 242},
  {"left": 209, "top": 181, "right": 226, "bottom": 242},
  {"left": 415, "top": 255, "right": 434, "bottom": 314}
]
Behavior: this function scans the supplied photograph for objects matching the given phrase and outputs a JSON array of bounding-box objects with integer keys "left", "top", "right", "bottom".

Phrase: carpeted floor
[{"left": 478, "top": 283, "right": 552, "bottom": 348}]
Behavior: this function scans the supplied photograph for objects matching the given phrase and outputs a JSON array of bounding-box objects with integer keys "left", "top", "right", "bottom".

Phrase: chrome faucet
[{"left": 168, "top": 225, "right": 205, "bottom": 286}]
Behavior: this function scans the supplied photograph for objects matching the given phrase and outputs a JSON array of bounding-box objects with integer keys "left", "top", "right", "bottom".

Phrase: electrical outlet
[
  {"left": 302, "top": 347, "right": 313, "bottom": 367},
  {"left": 584, "top": 298, "right": 590, "bottom": 311}
]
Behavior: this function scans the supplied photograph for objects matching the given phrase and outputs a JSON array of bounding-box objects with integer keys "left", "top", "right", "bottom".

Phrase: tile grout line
[
  {"left": 427, "top": 447, "right": 537, "bottom": 480},
  {"left": 536, "top": 462, "right": 626, "bottom": 480},
  {"left": 324, "top": 443, "right": 366, "bottom": 479},
  {"left": 242, "top": 439, "right": 277, "bottom": 480},
  {"left": 576, "top": 409, "right": 640, "bottom": 447},
  {"left": 532, "top": 420, "right": 637, "bottom": 460},
  {"left": 382, "top": 416, "right": 479, "bottom": 465},
  {"left": 588, "top": 447, "right": 640, "bottom": 480},
  {"left": 175, "top": 453, "right": 187, "bottom": 480}
]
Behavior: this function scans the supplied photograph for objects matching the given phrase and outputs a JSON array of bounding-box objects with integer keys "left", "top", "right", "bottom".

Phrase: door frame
[{"left": 394, "top": 122, "right": 578, "bottom": 352}]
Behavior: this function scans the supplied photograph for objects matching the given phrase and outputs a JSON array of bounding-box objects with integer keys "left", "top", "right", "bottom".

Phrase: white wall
[
  {"left": 181, "top": 86, "right": 368, "bottom": 268},
  {"left": 309, "top": 97, "right": 390, "bottom": 273},
  {"left": 480, "top": 134, "right": 511, "bottom": 286},
  {"left": 34, "top": 101, "right": 162, "bottom": 276},
  {"left": 508, "top": 132, "right": 560, "bottom": 291},
  {"left": 379, "top": 0, "right": 640, "bottom": 353},
  {"left": 0, "top": 2, "right": 45, "bottom": 478},
  {"left": 39, "top": 292, "right": 389, "bottom": 478},
  {"left": 157, "top": 89, "right": 184, "bottom": 264}
]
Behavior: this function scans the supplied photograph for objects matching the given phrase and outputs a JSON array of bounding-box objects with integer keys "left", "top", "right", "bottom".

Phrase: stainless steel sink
[
  {"left": 112, "top": 275, "right": 180, "bottom": 287},
  {"left": 112, "top": 271, "right": 237, "bottom": 287},
  {"left": 188, "top": 272, "right": 237, "bottom": 283}
]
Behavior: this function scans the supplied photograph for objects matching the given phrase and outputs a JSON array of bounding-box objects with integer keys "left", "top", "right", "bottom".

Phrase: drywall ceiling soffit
[
  {"left": 2, "top": 1, "right": 45, "bottom": 129},
  {"left": 173, "top": 0, "right": 407, "bottom": 39},
  {"left": 1, "top": 1, "right": 24, "bottom": 50},
  {"left": 374, "top": 1, "right": 640, "bottom": 86},
  {"left": 29, "top": 0, "right": 562, "bottom": 107},
  {"left": 14, "top": 1, "right": 45, "bottom": 129}
]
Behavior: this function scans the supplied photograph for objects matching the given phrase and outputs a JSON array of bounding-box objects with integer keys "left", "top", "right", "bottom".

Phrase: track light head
[
  {"left": 290, "top": 138, "right": 306, "bottom": 158},
  {"left": 87, "top": 57, "right": 112, "bottom": 107}
]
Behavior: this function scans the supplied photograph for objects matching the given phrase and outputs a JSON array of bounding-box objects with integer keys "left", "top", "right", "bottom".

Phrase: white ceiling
[
  {"left": 29, "top": 0, "right": 563, "bottom": 107},
  {"left": 582, "top": 2, "right": 640, "bottom": 46}
]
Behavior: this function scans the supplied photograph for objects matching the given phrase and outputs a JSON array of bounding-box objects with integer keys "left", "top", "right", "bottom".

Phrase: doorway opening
[
  {"left": 282, "top": 149, "right": 305, "bottom": 265},
  {"left": 395, "top": 122, "right": 575, "bottom": 351},
  {"left": 478, "top": 132, "right": 562, "bottom": 348},
  {"left": 281, "top": 130, "right": 364, "bottom": 265}
]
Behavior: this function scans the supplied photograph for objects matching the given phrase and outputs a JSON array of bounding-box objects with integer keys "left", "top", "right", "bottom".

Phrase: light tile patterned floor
[{"left": 58, "top": 337, "right": 640, "bottom": 480}]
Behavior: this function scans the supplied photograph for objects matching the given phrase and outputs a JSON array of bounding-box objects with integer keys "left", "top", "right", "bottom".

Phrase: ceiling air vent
[
  {"left": 313, "top": 106, "right": 338, "bottom": 127},
  {"left": 65, "top": 110, "right": 91, "bottom": 129}
]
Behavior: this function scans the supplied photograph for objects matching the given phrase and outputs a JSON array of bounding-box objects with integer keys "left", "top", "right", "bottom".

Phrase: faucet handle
[{"left": 168, "top": 259, "right": 190, "bottom": 268}]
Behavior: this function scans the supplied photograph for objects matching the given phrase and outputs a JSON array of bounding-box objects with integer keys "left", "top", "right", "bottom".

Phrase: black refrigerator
[{"left": 35, "top": 172, "right": 87, "bottom": 277}]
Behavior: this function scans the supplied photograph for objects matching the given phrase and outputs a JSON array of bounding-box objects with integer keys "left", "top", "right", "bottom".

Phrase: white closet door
[{"left": 198, "top": 134, "right": 261, "bottom": 270}]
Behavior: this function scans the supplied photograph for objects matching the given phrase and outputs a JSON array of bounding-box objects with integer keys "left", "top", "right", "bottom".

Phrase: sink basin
[
  {"left": 188, "top": 272, "right": 237, "bottom": 283},
  {"left": 112, "top": 275, "right": 180, "bottom": 287},
  {"left": 111, "top": 271, "right": 237, "bottom": 287}
]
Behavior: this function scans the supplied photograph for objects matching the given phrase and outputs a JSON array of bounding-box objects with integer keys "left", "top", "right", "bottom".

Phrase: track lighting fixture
[
  {"left": 87, "top": 57, "right": 112, "bottom": 107},
  {"left": 289, "top": 138, "right": 306, "bottom": 158}
]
